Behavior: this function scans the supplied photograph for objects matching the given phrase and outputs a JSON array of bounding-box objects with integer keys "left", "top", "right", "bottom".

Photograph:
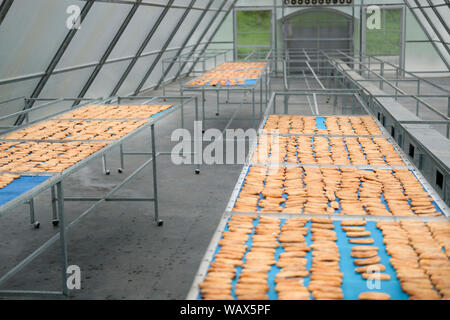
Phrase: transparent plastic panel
[
  {"left": 210, "top": 0, "right": 227, "bottom": 9},
  {"left": 406, "top": 8, "right": 429, "bottom": 41},
  {"left": 204, "top": 11, "right": 227, "bottom": 42},
  {"left": 145, "top": 8, "right": 187, "bottom": 52},
  {"left": 405, "top": 42, "right": 448, "bottom": 71},
  {"left": 174, "top": 0, "right": 196, "bottom": 5},
  {"left": 214, "top": 11, "right": 233, "bottom": 42},
  {"left": 164, "top": 52, "right": 186, "bottom": 81},
  {"left": 416, "top": 0, "right": 450, "bottom": 43},
  {"left": 0, "top": 0, "right": 75, "bottom": 79},
  {"left": 148, "top": 0, "right": 172, "bottom": 5},
  {"left": 410, "top": 5, "right": 440, "bottom": 41},
  {"left": 160, "top": 45, "right": 196, "bottom": 82},
  {"left": 55, "top": 2, "right": 131, "bottom": 69},
  {"left": 108, "top": 6, "right": 164, "bottom": 60},
  {"left": 84, "top": 60, "right": 130, "bottom": 98},
  {"left": 433, "top": 0, "right": 450, "bottom": 30},
  {"left": 142, "top": 51, "right": 178, "bottom": 89},
  {"left": 38, "top": 67, "right": 96, "bottom": 99},
  {"left": 28, "top": 100, "right": 74, "bottom": 123},
  {"left": 34, "top": 67, "right": 97, "bottom": 121},
  {"left": 116, "top": 55, "right": 157, "bottom": 96},
  {"left": 148, "top": 0, "right": 204, "bottom": 7},
  {"left": 236, "top": 0, "right": 273, "bottom": 6},
  {"left": 0, "top": 79, "right": 39, "bottom": 126},
  {"left": 187, "top": 11, "right": 216, "bottom": 46},
  {"left": 195, "top": 0, "right": 213, "bottom": 7},
  {"left": 166, "top": 9, "right": 203, "bottom": 49},
  {"left": 169, "top": 46, "right": 194, "bottom": 77},
  {"left": 405, "top": 4, "right": 449, "bottom": 68}
]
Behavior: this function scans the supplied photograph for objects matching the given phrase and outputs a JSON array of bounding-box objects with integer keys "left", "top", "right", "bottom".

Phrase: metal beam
[
  {"left": 233, "top": 6, "right": 237, "bottom": 61},
  {"left": 14, "top": 1, "right": 94, "bottom": 125},
  {"left": 425, "top": 0, "right": 450, "bottom": 34},
  {"left": 414, "top": 0, "right": 450, "bottom": 55},
  {"left": 77, "top": 0, "right": 226, "bottom": 12},
  {"left": 186, "top": 0, "right": 238, "bottom": 76},
  {"left": 154, "top": 0, "right": 215, "bottom": 90},
  {"left": 0, "top": 43, "right": 205, "bottom": 86},
  {"left": 272, "top": 0, "right": 277, "bottom": 73},
  {"left": 173, "top": 1, "right": 227, "bottom": 80},
  {"left": 400, "top": 5, "right": 407, "bottom": 75},
  {"left": 110, "top": 0, "right": 175, "bottom": 96},
  {"left": 73, "top": 0, "right": 143, "bottom": 106},
  {"left": 0, "top": 0, "right": 13, "bottom": 26},
  {"left": 360, "top": 0, "right": 365, "bottom": 58},
  {"left": 133, "top": 0, "right": 195, "bottom": 95}
]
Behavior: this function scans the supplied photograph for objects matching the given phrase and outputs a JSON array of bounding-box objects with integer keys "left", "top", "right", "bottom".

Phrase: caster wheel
[
  {"left": 202, "top": 129, "right": 205, "bottom": 134},
  {"left": 157, "top": 220, "right": 164, "bottom": 227},
  {"left": 105, "top": 170, "right": 111, "bottom": 175},
  {"left": 33, "top": 221, "right": 40, "bottom": 229},
  {"left": 52, "top": 220, "right": 59, "bottom": 227},
  {"left": 118, "top": 168, "right": 123, "bottom": 173},
  {"left": 215, "top": 113, "right": 219, "bottom": 116},
  {"left": 195, "top": 169, "right": 200, "bottom": 175}
]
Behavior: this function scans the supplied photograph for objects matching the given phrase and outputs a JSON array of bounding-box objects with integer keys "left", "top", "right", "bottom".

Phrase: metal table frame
[
  {"left": 161, "top": 48, "right": 234, "bottom": 97},
  {"left": 186, "top": 90, "right": 450, "bottom": 300},
  {"left": 180, "top": 62, "right": 271, "bottom": 131},
  {"left": 186, "top": 209, "right": 449, "bottom": 300},
  {"left": 267, "top": 48, "right": 449, "bottom": 204},
  {"left": 0, "top": 95, "right": 200, "bottom": 298},
  {"left": 229, "top": 91, "right": 449, "bottom": 215}
]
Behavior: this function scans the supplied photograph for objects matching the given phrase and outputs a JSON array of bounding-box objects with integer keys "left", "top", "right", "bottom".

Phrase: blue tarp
[
  {"left": 193, "top": 79, "right": 258, "bottom": 87},
  {"left": 0, "top": 176, "right": 51, "bottom": 206},
  {"left": 199, "top": 218, "right": 410, "bottom": 300},
  {"left": 315, "top": 116, "right": 327, "bottom": 129},
  {"left": 150, "top": 106, "right": 173, "bottom": 119}
]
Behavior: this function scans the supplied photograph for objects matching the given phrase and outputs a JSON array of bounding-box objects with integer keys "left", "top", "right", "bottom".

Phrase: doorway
[{"left": 282, "top": 9, "right": 353, "bottom": 73}]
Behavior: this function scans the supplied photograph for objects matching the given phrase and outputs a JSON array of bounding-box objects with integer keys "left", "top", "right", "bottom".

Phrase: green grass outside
[
  {"left": 237, "top": 10, "right": 271, "bottom": 57},
  {"left": 365, "top": 9, "right": 401, "bottom": 56},
  {"left": 236, "top": 9, "right": 401, "bottom": 57}
]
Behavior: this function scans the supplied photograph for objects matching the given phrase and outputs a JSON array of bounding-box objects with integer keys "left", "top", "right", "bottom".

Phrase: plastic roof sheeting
[
  {"left": 404, "top": 0, "right": 450, "bottom": 70},
  {"left": 1, "top": 0, "right": 447, "bottom": 126},
  {"left": 0, "top": 0, "right": 234, "bottom": 125}
]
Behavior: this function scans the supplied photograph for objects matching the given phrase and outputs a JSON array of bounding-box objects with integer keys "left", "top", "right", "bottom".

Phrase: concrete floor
[
  {"left": 0, "top": 79, "right": 266, "bottom": 299},
  {"left": 0, "top": 72, "right": 448, "bottom": 300}
]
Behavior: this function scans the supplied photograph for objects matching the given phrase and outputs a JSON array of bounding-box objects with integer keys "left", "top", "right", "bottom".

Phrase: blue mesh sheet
[
  {"left": 0, "top": 176, "right": 51, "bottom": 206},
  {"left": 198, "top": 217, "right": 410, "bottom": 300}
]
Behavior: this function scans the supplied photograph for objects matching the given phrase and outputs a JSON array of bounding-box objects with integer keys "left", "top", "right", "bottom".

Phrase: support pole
[
  {"left": 119, "top": 144, "right": 124, "bottom": 173},
  {"left": 51, "top": 186, "right": 59, "bottom": 226},
  {"left": 151, "top": 124, "right": 161, "bottom": 225},
  {"left": 28, "top": 199, "right": 37, "bottom": 228},
  {"left": 56, "top": 182, "right": 69, "bottom": 296}
]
